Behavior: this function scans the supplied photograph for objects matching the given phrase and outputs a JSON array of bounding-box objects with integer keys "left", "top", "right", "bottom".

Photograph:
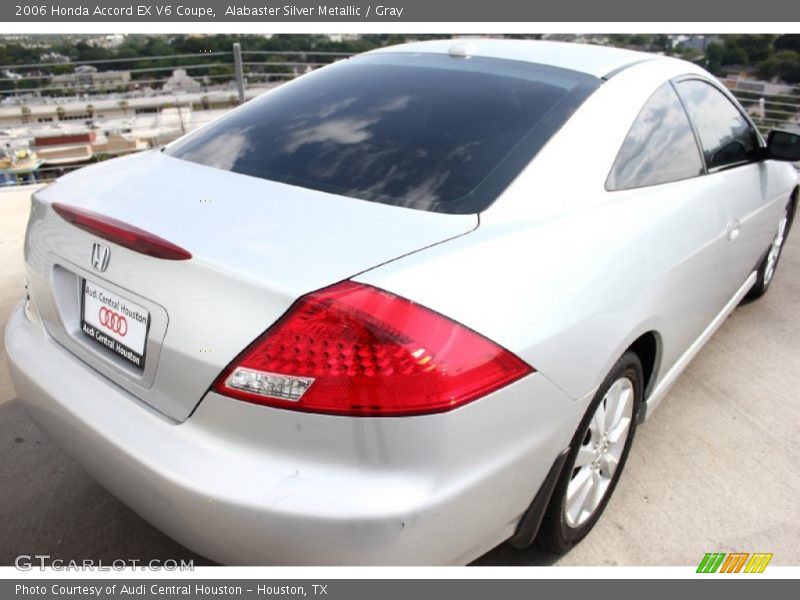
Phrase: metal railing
[
  {"left": 726, "top": 79, "right": 800, "bottom": 134},
  {"left": 0, "top": 45, "right": 353, "bottom": 99},
  {"left": 1, "top": 44, "right": 798, "bottom": 188},
  {"left": 0, "top": 43, "right": 357, "bottom": 185}
]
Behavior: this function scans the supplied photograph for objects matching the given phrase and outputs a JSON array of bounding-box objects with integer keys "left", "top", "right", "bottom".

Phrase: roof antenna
[{"left": 448, "top": 43, "right": 476, "bottom": 58}]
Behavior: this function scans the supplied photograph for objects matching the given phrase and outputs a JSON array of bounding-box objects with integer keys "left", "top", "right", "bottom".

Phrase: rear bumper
[{"left": 5, "top": 302, "right": 582, "bottom": 565}]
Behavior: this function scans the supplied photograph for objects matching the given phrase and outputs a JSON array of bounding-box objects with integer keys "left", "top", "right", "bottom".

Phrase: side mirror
[{"left": 766, "top": 130, "right": 800, "bottom": 162}]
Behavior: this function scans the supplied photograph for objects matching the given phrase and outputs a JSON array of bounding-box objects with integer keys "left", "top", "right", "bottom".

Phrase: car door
[
  {"left": 675, "top": 78, "right": 775, "bottom": 293},
  {"left": 605, "top": 81, "right": 733, "bottom": 366}
]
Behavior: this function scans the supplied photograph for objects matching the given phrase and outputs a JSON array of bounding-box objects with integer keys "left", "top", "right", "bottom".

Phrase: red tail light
[
  {"left": 213, "top": 281, "right": 533, "bottom": 416},
  {"left": 52, "top": 202, "right": 192, "bottom": 261}
]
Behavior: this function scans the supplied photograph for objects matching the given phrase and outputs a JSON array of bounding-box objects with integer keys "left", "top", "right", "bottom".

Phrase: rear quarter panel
[{"left": 356, "top": 60, "right": 756, "bottom": 402}]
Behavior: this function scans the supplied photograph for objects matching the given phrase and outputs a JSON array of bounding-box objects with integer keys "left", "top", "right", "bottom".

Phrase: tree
[
  {"left": 86, "top": 104, "right": 94, "bottom": 119},
  {"left": 774, "top": 34, "right": 800, "bottom": 54},
  {"left": 759, "top": 50, "right": 800, "bottom": 84},
  {"left": 652, "top": 34, "right": 672, "bottom": 53},
  {"left": 728, "top": 35, "right": 775, "bottom": 64},
  {"left": 705, "top": 42, "right": 725, "bottom": 73},
  {"left": 704, "top": 35, "right": 777, "bottom": 74},
  {"left": 117, "top": 99, "right": 129, "bottom": 115},
  {"left": 71, "top": 41, "right": 112, "bottom": 63},
  {"left": 20, "top": 104, "right": 30, "bottom": 124},
  {"left": 55, "top": 105, "right": 65, "bottom": 121}
]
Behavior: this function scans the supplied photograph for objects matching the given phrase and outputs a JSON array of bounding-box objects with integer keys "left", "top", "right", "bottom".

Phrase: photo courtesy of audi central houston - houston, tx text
[{"left": 1, "top": 32, "right": 800, "bottom": 568}]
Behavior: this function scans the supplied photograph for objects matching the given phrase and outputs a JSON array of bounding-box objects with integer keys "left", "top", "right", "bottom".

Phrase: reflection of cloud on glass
[
  {"left": 357, "top": 163, "right": 400, "bottom": 198},
  {"left": 402, "top": 171, "right": 450, "bottom": 206},
  {"left": 307, "top": 146, "right": 395, "bottom": 181},
  {"left": 679, "top": 80, "right": 756, "bottom": 168},
  {"left": 283, "top": 117, "right": 378, "bottom": 153},
  {"left": 608, "top": 84, "right": 703, "bottom": 189},
  {"left": 356, "top": 164, "right": 451, "bottom": 209},
  {"left": 687, "top": 85, "right": 744, "bottom": 151},
  {"left": 369, "top": 95, "right": 411, "bottom": 114},
  {"left": 183, "top": 129, "right": 253, "bottom": 171},
  {"left": 445, "top": 140, "right": 481, "bottom": 162},
  {"left": 314, "top": 96, "right": 359, "bottom": 118}
]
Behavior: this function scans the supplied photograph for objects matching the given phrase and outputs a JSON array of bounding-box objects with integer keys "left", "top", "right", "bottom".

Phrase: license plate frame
[{"left": 80, "top": 278, "right": 150, "bottom": 370}]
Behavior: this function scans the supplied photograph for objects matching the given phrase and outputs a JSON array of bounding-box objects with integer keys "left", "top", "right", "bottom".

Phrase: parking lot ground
[{"left": 1, "top": 185, "right": 799, "bottom": 567}]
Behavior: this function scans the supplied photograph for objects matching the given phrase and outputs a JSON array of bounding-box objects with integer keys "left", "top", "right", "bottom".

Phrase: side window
[
  {"left": 606, "top": 83, "right": 704, "bottom": 191},
  {"left": 677, "top": 79, "right": 761, "bottom": 171}
]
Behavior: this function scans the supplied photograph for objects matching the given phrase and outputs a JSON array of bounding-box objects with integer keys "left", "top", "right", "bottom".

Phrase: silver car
[{"left": 6, "top": 40, "right": 800, "bottom": 565}]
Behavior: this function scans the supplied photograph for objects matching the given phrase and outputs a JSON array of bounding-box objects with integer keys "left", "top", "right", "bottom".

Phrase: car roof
[{"left": 366, "top": 39, "right": 665, "bottom": 79}]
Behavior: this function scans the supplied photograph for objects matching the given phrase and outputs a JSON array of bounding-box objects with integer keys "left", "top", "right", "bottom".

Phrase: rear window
[{"left": 167, "top": 53, "right": 599, "bottom": 214}]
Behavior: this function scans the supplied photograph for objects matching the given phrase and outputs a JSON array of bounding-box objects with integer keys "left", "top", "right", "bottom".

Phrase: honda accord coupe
[{"left": 6, "top": 40, "right": 800, "bottom": 565}]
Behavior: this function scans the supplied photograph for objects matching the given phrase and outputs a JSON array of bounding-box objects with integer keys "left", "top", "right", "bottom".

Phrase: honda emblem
[{"left": 91, "top": 243, "right": 110, "bottom": 272}]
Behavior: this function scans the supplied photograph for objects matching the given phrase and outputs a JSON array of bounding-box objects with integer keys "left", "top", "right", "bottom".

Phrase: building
[
  {"left": 673, "top": 35, "right": 721, "bottom": 52},
  {"left": 105, "top": 34, "right": 125, "bottom": 48},
  {"left": 32, "top": 131, "right": 95, "bottom": 164},
  {"left": 163, "top": 69, "right": 201, "bottom": 93},
  {"left": 0, "top": 84, "right": 280, "bottom": 129},
  {"left": 326, "top": 34, "right": 360, "bottom": 43},
  {"left": 40, "top": 52, "right": 71, "bottom": 64},
  {"left": 722, "top": 75, "right": 794, "bottom": 96},
  {"left": 0, "top": 82, "right": 285, "bottom": 177},
  {"left": 89, "top": 34, "right": 126, "bottom": 48},
  {"left": 2, "top": 69, "right": 23, "bottom": 81},
  {"left": 52, "top": 66, "right": 132, "bottom": 92},
  {"left": 92, "top": 132, "right": 149, "bottom": 155}
]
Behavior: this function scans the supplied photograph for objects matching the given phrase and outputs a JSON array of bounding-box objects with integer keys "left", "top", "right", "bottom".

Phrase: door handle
[{"left": 727, "top": 220, "right": 741, "bottom": 242}]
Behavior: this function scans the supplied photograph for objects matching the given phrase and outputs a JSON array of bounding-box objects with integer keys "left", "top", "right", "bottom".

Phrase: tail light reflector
[
  {"left": 52, "top": 202, "right": 192, "bottom": 260},
  {"left": 213, "top": 281, "right": 533, "bottom": 416}
]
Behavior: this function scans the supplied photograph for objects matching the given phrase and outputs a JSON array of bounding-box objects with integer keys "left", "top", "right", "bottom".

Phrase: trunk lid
[{"left": 26, "top": 150, "right": 477, "bottom": 421}]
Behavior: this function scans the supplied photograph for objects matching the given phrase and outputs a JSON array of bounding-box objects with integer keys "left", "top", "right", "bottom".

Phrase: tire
[
  {"left": 746, "top": 204, "right": 790, "bottom": 301},
  {"left": 538, "top": 351, "right": 643, "bottom": 554}
]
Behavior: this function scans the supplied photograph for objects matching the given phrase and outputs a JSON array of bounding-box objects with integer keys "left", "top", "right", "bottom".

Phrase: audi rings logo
[{"left": 99, "top": 307, "right": 128, "bottom": 336}]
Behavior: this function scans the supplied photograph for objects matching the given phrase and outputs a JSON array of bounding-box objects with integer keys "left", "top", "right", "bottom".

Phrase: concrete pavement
[{"left": 1, "top": 186, "right": 798, "bottom": 566}]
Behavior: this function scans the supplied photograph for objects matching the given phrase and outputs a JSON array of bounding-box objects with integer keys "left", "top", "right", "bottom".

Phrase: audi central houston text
[
  {"left": 6, "top": 40, "right": 800, "bottom": 564},
  {"left": 15, "top": 585, "right": 255, "bottom": 596}
]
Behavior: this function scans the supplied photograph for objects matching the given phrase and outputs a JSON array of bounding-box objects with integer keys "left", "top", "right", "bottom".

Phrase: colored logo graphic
[
  {"left": 697, "top": 552, "right": 773, "bottom": 573},
  {"left": 99, "top": 307, "right": 128, "bottom": 336}
]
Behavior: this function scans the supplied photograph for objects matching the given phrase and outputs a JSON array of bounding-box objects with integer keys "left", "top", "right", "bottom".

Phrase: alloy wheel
[
  {"left": 564, "top": 377, "right": 634, "bottom": 528},
  {"left": 764, "top": 209, "right": 789, "bottom": 286}
]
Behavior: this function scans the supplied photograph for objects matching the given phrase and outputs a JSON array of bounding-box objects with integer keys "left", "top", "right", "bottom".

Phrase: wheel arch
[
  {"left": 788, "top": 185, "right": 799, "bottom": 233},
  {"left": 627, "top": 330, "right": 662, "bottom": 403}
]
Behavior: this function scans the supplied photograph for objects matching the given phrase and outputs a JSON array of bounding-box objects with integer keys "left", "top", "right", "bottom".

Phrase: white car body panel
[
  {"left": 6, "top": 304, "right": 586, "bottom": 565},
  {"left": 365, "top": 39, "right": 663, "bottom": 78},
  {"left": 357, "top": 58, "right": 798, "bottom": 402},
  {"left": 26, "top": 152, "right": 476, "bottom": 421}
]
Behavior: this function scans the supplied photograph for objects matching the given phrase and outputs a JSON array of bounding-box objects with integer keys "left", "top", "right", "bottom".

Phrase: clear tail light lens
[{"left": 213, "top": 281, "right": 533, "bottom": 416}]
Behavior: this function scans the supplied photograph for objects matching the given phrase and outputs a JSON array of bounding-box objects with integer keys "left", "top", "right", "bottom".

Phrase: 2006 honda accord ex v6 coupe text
[{"left": 6, "top": 40, "right": 800, "bottom": 565}]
